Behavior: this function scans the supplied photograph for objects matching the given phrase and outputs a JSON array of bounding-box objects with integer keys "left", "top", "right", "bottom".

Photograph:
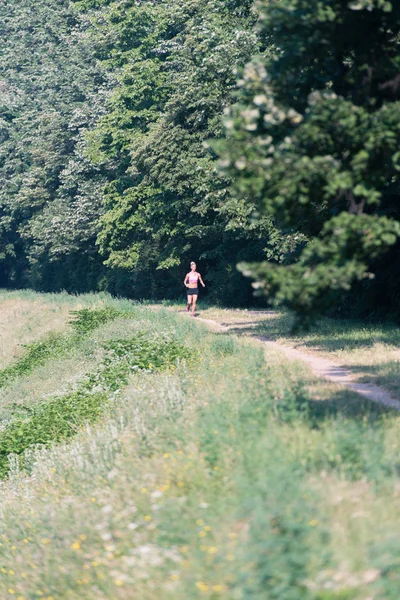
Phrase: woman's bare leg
[{"left": 191, "top": 295, "right": 198, "bottom": 315}]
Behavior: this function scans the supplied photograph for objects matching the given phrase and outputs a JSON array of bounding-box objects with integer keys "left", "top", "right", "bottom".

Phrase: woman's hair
[{"left": 190, "top": 261, "right": 196, "bottom": 266}]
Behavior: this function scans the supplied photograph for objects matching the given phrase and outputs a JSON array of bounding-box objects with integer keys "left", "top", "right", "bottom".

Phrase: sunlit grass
[
  {"left": 0, "top": 295, "right": 399, "bottom": 598},
  {"left": 197, "top": 307, "right": 400, "bottom": 397}
]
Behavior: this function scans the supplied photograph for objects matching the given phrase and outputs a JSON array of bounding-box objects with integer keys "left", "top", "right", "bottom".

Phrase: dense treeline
[
  {"left": 0, "top": 0, "right": 399, "bottom": 318},
  {"left": 0, "top": 0, "right": 276, "bottom": 303},
  {"left": 221, "top": 0, "right": 400, "bottom": 323}
]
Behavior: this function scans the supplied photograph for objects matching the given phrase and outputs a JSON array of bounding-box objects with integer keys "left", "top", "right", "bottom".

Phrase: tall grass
[{"left": 0, "top": 298, "right": 398, "bottom": 598}]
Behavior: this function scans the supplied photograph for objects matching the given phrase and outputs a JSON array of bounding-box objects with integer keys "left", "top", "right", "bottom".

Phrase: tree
[
  {"left": 219, "top": 0, "right": 400, "bottom": 324},
  {"left": 0, "top": 0, "right": 108, "bottom": 290},
  {"left": 85, "top": 0, "right": 276, "bottom": 302}
]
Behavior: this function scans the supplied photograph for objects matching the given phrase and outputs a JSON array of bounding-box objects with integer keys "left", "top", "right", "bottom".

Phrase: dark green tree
[
  {"left": 219, "top": 0, "right": 400, "bottom": 324},
  {"left": 0, "top": 0, "right": 109, "bottom": 290},
  {"left": 84, "top": 0, "right": 277, "bottom": 302}
]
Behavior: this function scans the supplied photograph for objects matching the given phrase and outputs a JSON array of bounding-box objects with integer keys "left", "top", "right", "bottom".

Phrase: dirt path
[{"left": 195, "top": 315, "right": 400, "bottom": 411}]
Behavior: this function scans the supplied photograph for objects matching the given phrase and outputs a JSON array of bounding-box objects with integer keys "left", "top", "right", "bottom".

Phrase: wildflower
[
  {"left": 144, "top": 516, "right": 152, "bottom": 522},
  {"left": 198, "top": 531, "right": 206, "bottom": 538},
  {"left": 8, "top": 590, "right": 15, "bottom": 596},
  {"left": 115, "top": 580, "right": 124, "bottom": 587},
  {"left": 195, "top": 581, "right": 209, "bottom": 592},
  {"left": 196, "top": 519, "right": 204, "bottom": 526},
  {"left": 208, "top": 547, "right": 217, "bottom": 554},
  {"left": 309, "top": 520, "right": 318, "bottom": 527},
  {"left": 204, "top": 526, "right": 212, "bottom": 531},
  {"left": 71, "top": 541, "right": 81, "bottom": 550},
  {"left": 212, "top": 584, "right": 225, "bottom": 592}
]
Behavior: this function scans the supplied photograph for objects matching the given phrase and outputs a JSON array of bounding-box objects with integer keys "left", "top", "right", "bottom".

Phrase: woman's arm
[
  {"left": 184, "top": 273, "right": 189, "bottom": 287},
  {"left": 198, "top": 274, "right": 205, "bottom": 288}
]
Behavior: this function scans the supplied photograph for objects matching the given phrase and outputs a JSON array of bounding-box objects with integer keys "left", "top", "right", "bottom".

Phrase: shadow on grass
[
  {"left": 251, "top": 314, "right": 400, "bottom": 353},
  {"left": 297, "top": 387, "right": 398, "bottom": 423},
  {"left": 343, "top": 362, "right": 400, "bottom": 398}
]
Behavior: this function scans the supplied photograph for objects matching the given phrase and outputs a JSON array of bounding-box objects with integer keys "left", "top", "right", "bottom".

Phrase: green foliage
[
  {"left": 220, "top": 0, "right": 400, "bottom": 321},
  {"left": 69, "top": 306, "right": 133, "bottom": 334},
  {"left": 102, "top": 335, "right": 192, "bottom": 375},
  {"left": 0, "top": 333, "right": 73, "bottom": 389},
  {"left": 0, "top": 389, "right": 108, "bottom": 479},
  {"left": 0, "top": 0, "right": 108, "bottom": 288},
  {"left": 83, "top": 0, "right": 273, "bottom": 301},
  {"left": 210, "top": 335, "right": 238, "bottom": 357},
  {"left": 241, "top": 214, "right": 400, "bottom": 328},
  {"left": 0, "top": 329, "right": 190, "bottom": 478},
  {"left": 0, "top": 306, "right": 134, "bottom": 389}
]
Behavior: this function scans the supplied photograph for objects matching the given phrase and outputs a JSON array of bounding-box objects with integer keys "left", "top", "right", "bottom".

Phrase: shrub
[{"left": 69, "top": 306, "right": 133, "bottom": 334}]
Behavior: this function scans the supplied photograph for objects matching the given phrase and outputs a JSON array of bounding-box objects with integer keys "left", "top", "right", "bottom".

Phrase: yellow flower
[
  {"left": 212, "top": 584, "right": 225, "bottom": 592},
  {"left": 71, "top": 541, "right": 81, "bottom": 550},
  {"left": 171, "top": 574, "right": 180, "bottom": 581},
  {"left": 9, "top": 570, "right": 15, "bottom": 575},
  {"left": 144, "top": 515, "right": 152, "bottom": 522},
  {"left": 163, "top": 453, "right": 170, "bottom": 458},
  {"left": 309, "top": 520, "right": 318, "bottom": 527},
  {"left": 204, "top": 525, "right": 212, "bottom": 531},
  {"left": 115, "top": 580, "right": 124, "bottom": 587},
  {"left": 196, "top": 519, "right": 204, "bottom": 526},
  {"left": 42, "top": 539, "right": 51, "bottom": 545},
  {"left": 208, "top": 547, "right": 217, "bottom": 554},
  {"left": 195, "top": 581, "right": 209, "bottom": 592},
  {"left": 198, "top": 531, "right": 206, "bottom": 538},
  {"left": 8, "top": 591, "right": 15, "bottom": 596}
]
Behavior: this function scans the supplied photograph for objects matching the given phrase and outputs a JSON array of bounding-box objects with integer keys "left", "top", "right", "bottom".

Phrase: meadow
[{"left": 0, "top": 291, "right": 400, "bottom": 599}]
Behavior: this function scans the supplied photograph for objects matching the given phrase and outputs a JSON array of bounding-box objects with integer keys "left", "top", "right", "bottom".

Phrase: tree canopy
[
  {"left": 0, "top": 0, "right": 399, "bottom": 319},
  {"left": 219, "top": 0, "right": 400, "bottom": 323}
]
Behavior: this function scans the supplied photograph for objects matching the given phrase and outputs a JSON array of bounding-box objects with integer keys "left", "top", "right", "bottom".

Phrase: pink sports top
[{"left": 188, "top": 273, "right": 199, "bottom": 283}]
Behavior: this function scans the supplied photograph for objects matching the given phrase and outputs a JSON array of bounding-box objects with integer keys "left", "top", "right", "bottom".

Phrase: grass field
[
  {"left": 196, "top": 307, "right": 400, "bottom": 398},
  {"left": 0, "top": 291, "right": 400, "bottom": 599}
]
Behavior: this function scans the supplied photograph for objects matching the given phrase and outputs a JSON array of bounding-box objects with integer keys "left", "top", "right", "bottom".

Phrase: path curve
[{"left": 195, "top": 316, "right": 400, "bottom": 411}]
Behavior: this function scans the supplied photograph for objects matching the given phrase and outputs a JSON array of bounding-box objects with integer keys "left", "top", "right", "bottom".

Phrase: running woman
[{"left": 184, "top": 261, "right": 205, "bottom": 316}]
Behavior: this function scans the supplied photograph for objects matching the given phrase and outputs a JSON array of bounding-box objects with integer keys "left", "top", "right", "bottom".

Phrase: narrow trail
[{"left": 195, "top": 314, "right": 400, "bottom": 411}]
